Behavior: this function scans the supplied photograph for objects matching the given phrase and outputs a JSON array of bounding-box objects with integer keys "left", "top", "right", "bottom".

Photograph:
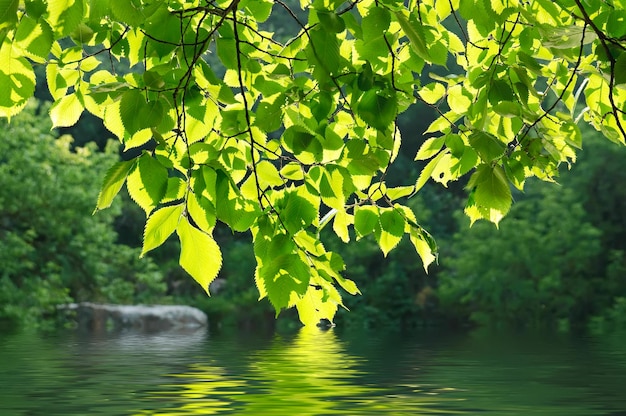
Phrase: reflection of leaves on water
[
  {"left": 133, "top": 327, "right": 464, "bottom": 415},
  {"left": 134, "top": 363, "right": 236, "bottom": 415},
  {"left": 241, "top": 326, "right": 372, "bottom": 415}
]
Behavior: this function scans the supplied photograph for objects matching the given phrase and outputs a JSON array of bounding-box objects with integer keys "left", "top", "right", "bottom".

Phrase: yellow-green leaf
[
  {"left": 177, "top": 216, "right": 222, "bottom": 295},
  {"left": 295, "top": 284, "right": 339, "bottom": 326},
  {"left": 141, "top": 204, "right": 184, "bottom": 257},
  {"left": 47, "top": 0, "right": 84, "bottom": 36},
  {"left": 410, "top": 227, "right": 437, "bottom": 272},
  {"left": 415, "top": 136, "right": 446, "bottom": 160},
  {"left": 395, "top": 11, "right": 430, "bottom": 61},
  {"left": 415, "top": 150, "right": 447, "bottom": 192},
  {"left": 49, "top": 93, "right": 83, "bottom": 128},
  {"left": 332, "top": 209, "right": 351, "bottom": 243},
  {"left": 94, "top": 159, "right": 135, "bottom": 213},
  {"left": 14, "top": 16, "right": 53, "bottom": 62},
  {"left": 0, "top": 40, "right": 36, "bottom": 118}
]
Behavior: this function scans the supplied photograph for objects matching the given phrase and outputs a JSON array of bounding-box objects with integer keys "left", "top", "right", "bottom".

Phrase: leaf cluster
[{"left": 1, "top": 0, "right": 625, "bottom": 325}]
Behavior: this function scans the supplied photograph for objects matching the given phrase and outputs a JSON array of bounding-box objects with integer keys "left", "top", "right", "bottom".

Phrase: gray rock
[{"left": 61, "top": 302, "right": 208, "bottom": 332}]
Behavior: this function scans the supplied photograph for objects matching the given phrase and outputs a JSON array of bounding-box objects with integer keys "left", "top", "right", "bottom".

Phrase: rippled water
[{"left": 1, "top": 326, "right": 625, "bottom": 415}]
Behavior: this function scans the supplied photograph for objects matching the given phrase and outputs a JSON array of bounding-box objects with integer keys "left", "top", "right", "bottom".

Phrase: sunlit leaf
[
  {"left": 177, "top": 216, "right": 222, "bottom": 295},
  {"left": 0, "top": 40, "right": 35, "bottom": 118},
  {"left": 415, "top": 136, "right": 446, "bottom": 160},
  {"left": 354, "top": 205, "right": 379, "bottom": 239},
  {"left": 409, "top": 227, "right": 437, "bottom": 272},
  {"left": 376, "top": 208, "right": 405, "bottom": 256},
  {"left": 47, "top": 0, "right": 84, "bottom": 36},
  {"left": 49, "top": 93, "right": 83, "bottom": 128},
  {"left": 357, "top": 89, "right": 397, "bottom": 131},
  {"left": 469, "top": 131, "right": 506, "bottom": 163},
  {"left": 141, "top": 203, "right": 184, "bottom": 257},
  {"left": 119, "top": 90, "right": 164, "bottom": 134},
  {"left": 14, "top": 16, "right": 53, "bottom": 61},
  {"left": 94, "top": 159, "right": 136, "bottom": 212},
  {"left": 466, "top": 164, "right": 512, "bottom": 226}
]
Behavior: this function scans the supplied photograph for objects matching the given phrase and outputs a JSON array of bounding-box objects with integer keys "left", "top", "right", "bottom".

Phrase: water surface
[{"left": 1, "top": 326, "right": 625, "bottom": 415}]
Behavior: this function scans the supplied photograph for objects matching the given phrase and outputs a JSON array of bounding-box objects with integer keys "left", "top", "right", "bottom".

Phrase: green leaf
[
  {"left": 187, "top": 193, "right": 216, "bottom": 233},
  {"left": 256, "top": 160, "right": 283, "bottom": 188},
  {"left": 282, "top": 125, "right": 323, "bottom": 164},
  {"left": 143, "top": 6, "right": 179, "bottom": 57},
  {"left": 415, "top": 136, "right": 446, "bottom": 160},
  {"left": 88, "top": 0, "right": 110, "bottom": 22},
  {"left": 126, "top": 153, "right": 168, "bottom": 213},
  {"left": 14, "top": 16, "right": 53, "bottom": 61},
  {"left": 317, "top": 10, "right": 346, "bottom": 33},
  {"left": 94, "top": 159, "right": 136, "bottom": 212},
  {"left": 216, "top": 37, "right": 238, "bottom": 70},
  {"left": 493, "top": 101, "right": 522, "bottom": 118},
  {"left": 488, "top": 79, "right": 515, "bottom": 105},
  {"left": 376, "top": 208, "right": 405, "bottom": 256},
  {"left": 143, "top": 70, "right": 165, "bottom": 89},
  {"left": 333, "top": 273, "right": 360, "bottom": 295},
  {"left": 615, "top": 53, "right": 626, "bottom": 85},
  {"left": 445, "top": 133, "right": 465, "bottom": 158},
  {"left": 356, "top": 89, "right": 397, "bottom": 131},
  {"left": 419, "top": 82, "right": 446, "bottom": 105},
  {"left": 141, "top": 203, "right": 184, "bottom": 257},
  {"left": 394, "top": 11, "right": 430, "bottom": 61},
  {"left": 254, "top": 95, "right": 284, "bottom": 132},
  {"left": 49, "top": 93, "right": 83, "bottom": 128},
  {"left": 332, "top": 209, "right": 351, "bottom": 243},
  {"left": 306, "top": 27, "right": 341, "bottom": 79},
  {"left": 280, "top": 163, "right": 304, "bottom": 181},
  {"left": 177, "top": 216, "right": 222, "bottom": 295},
  {"left": 119, "top": 90, "right": 164, "bottom": 134},
  {"left": 242, "top": 0, "right": 273, "bottom": 22},
  {"left": 354, "top": 205, "right": 379, "bottom": 239},
  {"left": 503, "top": 157, "right": 526, "bottom": 190},
  {"left": 259, "top": 253, "right": 310, "bottom": 313},
  {"left": 414, "top": 150, "right": 447, "bottom": 192},
  {"left": 357, "top": 62, "right": 374, "bottom": 91},
  {"left": 409, "top": 227, "right": 437, "bottom": 272},
  {"left": 386, "top": 185, "right": 415, "bottom": 201},
  {"left": 319, "top": 168, "right": 345, "bottom": 210},
  {"left": 111, "top": 0, "right": 159, "bottom": 26},
  {"left": 296, "top": 285, "right": 339, "bottom": 326},
  {"left": 466, "top": 164, "right": 512, "bottom": 226},
  {"left": 0, "top": 0, "right": 18, "bottom": 30},
  {"left": 47, "top": 0, "right": 84, "bottom": 36},
  {"left": 138, "top": 153, "right": 168, "bottom": 203},
  {"left": 607, "top": 9, "right": 626, "bottom": 39},
  {"left": 362, "top": 7, "right": 390, "bottom": 42},
  {"left": 0, "top": 41, "right": 36, "bottom": 118},
  {"left": 282, "top": 191, "right": 317, "bottom": 234},
  {"left": 469, "top": 131, "right": 506, "bottom": 163}
]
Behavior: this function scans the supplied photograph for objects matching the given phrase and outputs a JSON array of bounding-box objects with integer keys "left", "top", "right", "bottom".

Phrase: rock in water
[{"left": 61, "top": 302, "right": 208, "bottom": 332}]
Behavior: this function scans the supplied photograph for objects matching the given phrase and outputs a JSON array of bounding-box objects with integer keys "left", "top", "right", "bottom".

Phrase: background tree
[
  {"left": 1, "top": 0, "right": 625, "bottom": 325},
  {"left": 438, "top": 126, "right": 626, "bottom": 330},
  {"left": 0, "top": 102, "right": 167, "bottom": 328}
]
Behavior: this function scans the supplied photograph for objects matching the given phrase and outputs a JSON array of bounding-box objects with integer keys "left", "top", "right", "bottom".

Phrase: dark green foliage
[
  {"left": 438, "top": 130, "right": 626, "bottom": 330},
  {"left": 0, "top": 102, "right": 166, "bottom": 328}
]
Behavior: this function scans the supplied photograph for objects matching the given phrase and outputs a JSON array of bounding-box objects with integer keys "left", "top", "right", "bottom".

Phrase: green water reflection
[
  {"left": 137, "top": 327, "right": 461, "bottom": 415},
  {"left": 1, "top": 327, "right": 625, "bottom": 415}
]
